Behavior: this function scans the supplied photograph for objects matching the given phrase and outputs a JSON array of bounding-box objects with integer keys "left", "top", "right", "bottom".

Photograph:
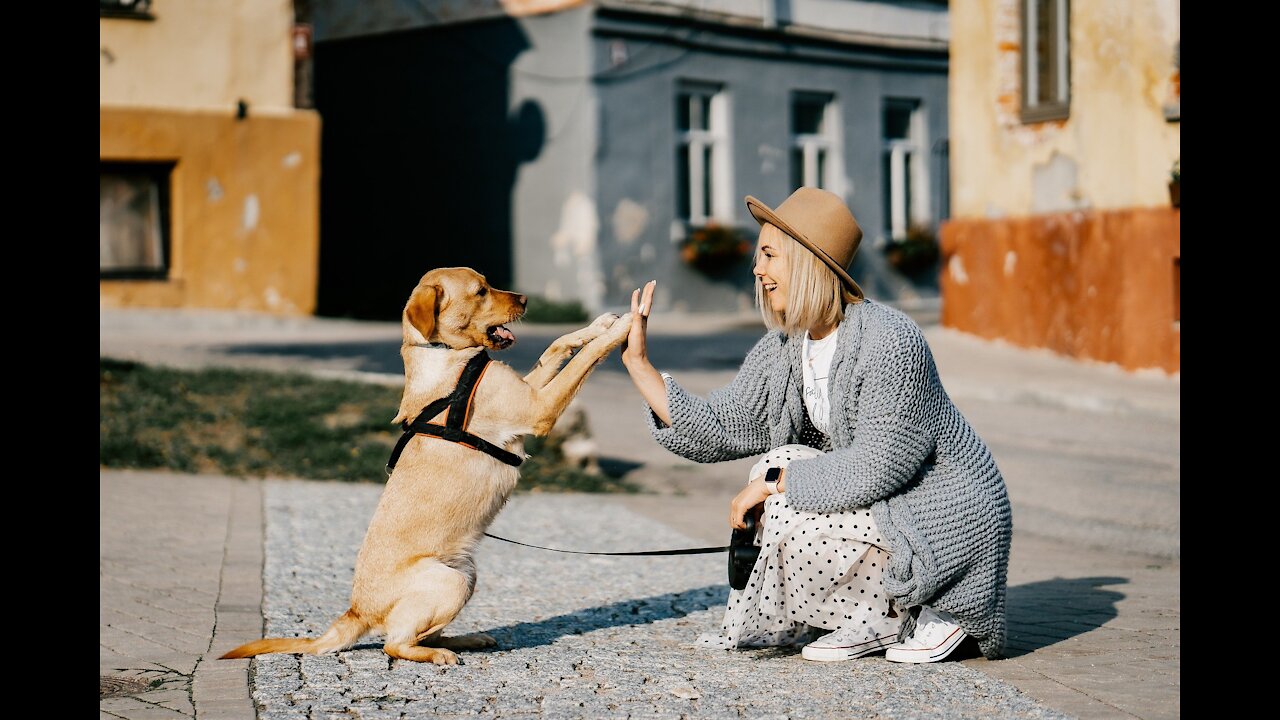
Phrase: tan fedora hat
[{"left": 745, "top": 187, "right": 865, "bottom": 301}]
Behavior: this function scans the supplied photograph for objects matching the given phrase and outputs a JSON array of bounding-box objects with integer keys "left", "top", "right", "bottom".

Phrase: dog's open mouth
[{"left": 487, "top": 324, "right": 517, "bottom": 348}]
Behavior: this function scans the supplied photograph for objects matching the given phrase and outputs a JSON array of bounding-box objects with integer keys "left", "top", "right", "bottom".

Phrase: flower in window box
[
  {"left": 680, "top": 222, "right": 752, "bottom": 276},
  {"left": 884, "top": 224, "right": 940, "bottom": 277},
  {"left": 1168, "top": 160, "right": 1180, "bottom": 208}
]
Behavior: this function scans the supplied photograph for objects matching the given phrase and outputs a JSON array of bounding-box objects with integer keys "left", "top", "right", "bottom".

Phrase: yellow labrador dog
[{"left": 222, "top": 267, "right": 632, "bottom": 664}]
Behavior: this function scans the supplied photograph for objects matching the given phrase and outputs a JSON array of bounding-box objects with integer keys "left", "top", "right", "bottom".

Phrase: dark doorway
[{"left": 314, "top": 18, "right": 544, "bottom": 319}]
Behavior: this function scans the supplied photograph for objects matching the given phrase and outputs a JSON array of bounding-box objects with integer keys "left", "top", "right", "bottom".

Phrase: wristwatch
[{"left": 764, "top": 466, "right": 783, "bottom": 495}]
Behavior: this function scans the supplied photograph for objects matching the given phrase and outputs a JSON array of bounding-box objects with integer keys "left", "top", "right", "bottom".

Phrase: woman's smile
[{"left": 754, "top": 233, "right": 790, "bottom": 312}]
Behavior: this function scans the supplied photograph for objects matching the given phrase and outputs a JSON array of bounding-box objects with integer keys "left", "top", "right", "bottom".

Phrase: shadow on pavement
[
  {"left": 1001, "top": 575, "right": 1126, "bottom": 658},
  {"left": 471, "top": 585, "right": 728, "bottom": 652}
]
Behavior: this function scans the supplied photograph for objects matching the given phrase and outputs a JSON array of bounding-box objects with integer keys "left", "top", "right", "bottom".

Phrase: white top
[{"left": 801, "top": 328, "right": 839, "bottom": 435}]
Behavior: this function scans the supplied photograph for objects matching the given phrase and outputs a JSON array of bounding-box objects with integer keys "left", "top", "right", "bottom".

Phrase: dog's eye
[{"left": 477, "top": 287, "right": 487, "bottom": 296}]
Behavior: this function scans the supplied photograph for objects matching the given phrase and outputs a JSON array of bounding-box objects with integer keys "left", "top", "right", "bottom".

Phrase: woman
[{"left": 621, "top": 188, "right": 1012, "bottom": 663}]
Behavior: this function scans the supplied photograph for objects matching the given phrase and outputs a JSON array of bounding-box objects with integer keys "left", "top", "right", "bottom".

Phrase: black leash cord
[{"left": 483, "top": 533, "right": 728, "bottom": 556}]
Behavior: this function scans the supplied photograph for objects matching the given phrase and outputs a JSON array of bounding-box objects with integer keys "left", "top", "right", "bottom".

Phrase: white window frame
[
  {"left": 676, "top": 82, "right": 733, "bottom": 226},
  {"left": 790, "top": 92, "right": 843, "bottom": 196},
  {"left": 1022, "top": 0, "right": 1071, "bottom": 122},
  {"left": 884, "top": 99, "right": 930, "bottom": 241}
]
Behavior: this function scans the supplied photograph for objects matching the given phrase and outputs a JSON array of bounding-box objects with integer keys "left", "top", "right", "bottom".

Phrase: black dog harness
[{"left": 386, "top": 350, "right": 523, "bottom": 474}]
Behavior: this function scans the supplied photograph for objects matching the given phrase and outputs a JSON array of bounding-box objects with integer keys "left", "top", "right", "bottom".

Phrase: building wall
[
  {"left": 100, "top": 107, "right": 321, "bottom": 314},
  {"left": 307, "top": 0, "right": 949, "bottom": 316},
  {"left": 941, "top": 208, "right": 1179, "bottom": 373},
  {"left": 100, "top": 0, "right": 295, "bottom": 112},
  {"left": 944, "top": 0, "right": 1180, "bottom": 372},
  {"left": 101, "top": 1, "right": 320, "bottom": 315},
  {"left": 508, "top": 8, "right": 602, "bottom": 309},
  {"left": 591, "top": 9, "right": 949, "bottom": 312},
  {"left": 949, "top": 0, "right": 1180, "bottom": 217}
]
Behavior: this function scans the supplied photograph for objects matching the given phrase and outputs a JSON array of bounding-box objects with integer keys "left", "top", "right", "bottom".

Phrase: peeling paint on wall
[
  {"left": 206, "top": 178, "right": 224, "bottom": 202},
  {"left": 543, "top": 279, "right": 562, "bottom": 301},
  {"left": 282, "top": 152, "right": 302, "bottom": 168},
  {"left": 955, "top": 0, "right": 1180, "bottom": 216},
  {"left": 611, "top": 198, "right": 648, "bottom": 246},
  {"left": 549, "top": 192, "right": 603, "bottom": 310},
  {"left": 1003, "top": 250, "right": 1016, "bottom": 277},
  {"left": 948, "top": 254, "right": 969, "bottom": 285},
  {"left": 758, "top": 143, "right": 784, "bottom": 175},
  {"left": 243, "top": 194, "right": 260, "bottom": 231},
  {"left": 1032, "top": 152, "right": 1084, "bottom": 214}
]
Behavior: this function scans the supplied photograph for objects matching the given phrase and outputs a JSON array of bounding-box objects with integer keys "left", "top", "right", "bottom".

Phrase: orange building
[
  {"left": 100, "top": 0, "right": 320, "bottom": 314},
  {"left": 942, "top": 0, "right": 1179, "bottom": 373}
]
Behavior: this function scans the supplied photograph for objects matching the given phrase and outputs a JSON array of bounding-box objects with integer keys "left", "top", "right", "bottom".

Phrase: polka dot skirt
[{"left": 697, "top": 444, "right": 904, "bottom": 649}]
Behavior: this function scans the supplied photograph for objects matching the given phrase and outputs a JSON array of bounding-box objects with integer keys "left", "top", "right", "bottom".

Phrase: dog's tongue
[{"left": 494, "top": 325, "right": 516, "bottom": 344}]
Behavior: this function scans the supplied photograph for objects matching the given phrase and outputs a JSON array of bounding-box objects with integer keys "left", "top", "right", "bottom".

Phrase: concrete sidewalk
[{"left": 100, "top": 471, "right": 264, "bottom": 719}]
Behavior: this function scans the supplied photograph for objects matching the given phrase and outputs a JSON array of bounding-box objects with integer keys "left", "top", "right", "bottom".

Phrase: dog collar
[{"left": 411, "top": 342, "right": 452, "bottom": 350}]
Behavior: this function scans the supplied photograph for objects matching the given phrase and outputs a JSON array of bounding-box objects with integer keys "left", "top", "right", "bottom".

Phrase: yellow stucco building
[
  {"left": 942, "top": 0, "right": 1179, "bottom": 372},
  {"left": 100, "top": 0, "right": 320, "bottom": 314}
]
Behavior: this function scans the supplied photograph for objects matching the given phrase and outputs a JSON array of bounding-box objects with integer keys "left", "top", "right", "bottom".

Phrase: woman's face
[{"left": 754, "top": 228, "right": 790, "bottom": 314}]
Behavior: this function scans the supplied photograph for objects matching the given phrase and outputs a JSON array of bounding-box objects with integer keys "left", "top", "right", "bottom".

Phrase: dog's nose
[{"left": 517, "top": 294, "right": 528, "bottom": 308}]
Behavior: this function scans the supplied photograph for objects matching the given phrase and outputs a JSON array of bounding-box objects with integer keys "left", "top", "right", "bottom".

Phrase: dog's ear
[{"left": 405, "top": 284, "right": 438, "bottom": 343}]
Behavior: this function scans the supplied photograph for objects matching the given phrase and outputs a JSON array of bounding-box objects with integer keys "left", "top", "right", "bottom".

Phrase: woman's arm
[
  {"left": 622, "top": 281, "right": 775, "bottom": 463},
  {"left": 621, "top": 281, "right": 670, "bottom": 426}
]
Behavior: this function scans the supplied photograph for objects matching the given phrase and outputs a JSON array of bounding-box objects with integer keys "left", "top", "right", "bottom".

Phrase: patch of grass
[
  {"left": 100, "top": 358, "right": 637, "bottom": 492},
  {"left": 520, "top": 295, "right": 589, "bottom": 324}
]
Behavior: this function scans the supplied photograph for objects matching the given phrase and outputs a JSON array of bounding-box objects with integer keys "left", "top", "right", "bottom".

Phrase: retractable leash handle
[{"left": 727, "top": 513, "right": 760, "bottom": 591}]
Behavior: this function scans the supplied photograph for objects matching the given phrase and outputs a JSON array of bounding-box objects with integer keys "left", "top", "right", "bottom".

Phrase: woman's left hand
[{"left": 729, "top": 479, "right": 770, "bottom": 529}]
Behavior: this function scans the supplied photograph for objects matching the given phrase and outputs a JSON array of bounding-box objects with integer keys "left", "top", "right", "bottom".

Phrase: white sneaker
[
  {"left": 801, "top": 623, "right": 900, "bottom": 662},
  {"left": 884, "top": 606, "right": 968, "bottom": 663}
]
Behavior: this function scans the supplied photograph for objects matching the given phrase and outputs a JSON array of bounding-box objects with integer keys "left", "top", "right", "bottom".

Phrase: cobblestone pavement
[{"left": 253, "top": 480, "right": 1071, "bottom": 720}]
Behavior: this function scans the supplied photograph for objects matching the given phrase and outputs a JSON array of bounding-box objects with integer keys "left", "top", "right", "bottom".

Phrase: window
[
  {"left": 101, "top": 162, "right": 172, "bottom": 279},
  {"left": 1022, "top": 0, "right": 1071, "bottom": 122},
  {"left": 790, "top": 92, "right": 839, "bottom": 192},
  {"left": 882, "top": 99, "right": 929, "bottom": 241},
  {"left": 675, "top": 83, "right": 731, "bottom": 224}
]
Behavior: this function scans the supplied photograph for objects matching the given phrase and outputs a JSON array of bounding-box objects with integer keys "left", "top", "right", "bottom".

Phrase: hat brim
[{"left": 745, "top": 196, "right": 865, "bottom": 301}]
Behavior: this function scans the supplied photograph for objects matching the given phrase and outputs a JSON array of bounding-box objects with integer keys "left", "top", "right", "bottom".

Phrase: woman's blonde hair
[{"left": 755, "top": 223, "right": 860, "bottom": 336}]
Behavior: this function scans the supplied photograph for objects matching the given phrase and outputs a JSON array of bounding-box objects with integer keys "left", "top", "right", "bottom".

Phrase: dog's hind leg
[
  {"left": 382, "top": 561, "right": 472, "bottom": 665},
  {"left": 422, "top": 631, "right": 498, "bottom": 650}
]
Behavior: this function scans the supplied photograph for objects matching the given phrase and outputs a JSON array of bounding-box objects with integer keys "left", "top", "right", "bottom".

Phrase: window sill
[
  {"left": 100, "top": 271, "right": 170, "bottom": 281},
  {"left": 100, "top": 9, "right": 155, "bottom": 21},
  {"left": 1020, "top": 103, "right": 1070, "bottom": 124}
]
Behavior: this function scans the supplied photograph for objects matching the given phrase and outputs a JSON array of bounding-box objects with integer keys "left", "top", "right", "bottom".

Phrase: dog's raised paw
[{"left": 588, "top": 312, "right": 620, "bottom": 332}]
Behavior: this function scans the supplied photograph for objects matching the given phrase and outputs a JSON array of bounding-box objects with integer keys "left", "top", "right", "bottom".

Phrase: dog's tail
[{"left": 220, "top": 609, "right": 368, "bottom": 659}]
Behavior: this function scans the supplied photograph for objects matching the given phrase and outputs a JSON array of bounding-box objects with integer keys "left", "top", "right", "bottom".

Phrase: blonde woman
[{"left": 621, "top": 188, "right": 1012, "bottom": 663}]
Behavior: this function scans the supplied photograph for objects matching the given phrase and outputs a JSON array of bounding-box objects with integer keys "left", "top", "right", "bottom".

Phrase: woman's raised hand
[
  {"left": 622, "top": 280, "right": 656, "bottom": 369},
  {"left": 621, "top": 281, "right": 671, "bottom": 425}
]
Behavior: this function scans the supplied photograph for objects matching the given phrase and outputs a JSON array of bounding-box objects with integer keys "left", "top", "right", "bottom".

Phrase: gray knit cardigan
[{"left": 645, "top": 299, "right": 1012, "bottom": 658}]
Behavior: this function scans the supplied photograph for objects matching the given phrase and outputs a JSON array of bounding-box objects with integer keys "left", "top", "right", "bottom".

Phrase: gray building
[{"left": 310, "top": 0, "right": 949, "bottom": 318}]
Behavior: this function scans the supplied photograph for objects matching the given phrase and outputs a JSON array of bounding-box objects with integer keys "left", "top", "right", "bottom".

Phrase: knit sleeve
[
  {"left": 783, "top": 320, "right": 939, "bottom": 513},
  {"left": 643, "top": 333, "right": 778, "bottom": 463}
]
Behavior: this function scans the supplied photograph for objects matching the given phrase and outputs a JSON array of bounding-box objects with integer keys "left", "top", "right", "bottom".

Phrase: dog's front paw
[
  {"left": 558, "top": 313, "right": 621, "bottom": 350},
  {"left": 602, "top": 312, "right": 634, "bottom": 343},
  {"left": 587, "top": 312, "right": 621, "bottom": 333}
]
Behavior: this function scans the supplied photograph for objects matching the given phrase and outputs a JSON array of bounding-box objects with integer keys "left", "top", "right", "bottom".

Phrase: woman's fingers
[
  {"left": 640, "top": 280, "right": 656, "bottom": 318},
  {"left": 630, "top": 288, "right": 639, "bottom": 314}
]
